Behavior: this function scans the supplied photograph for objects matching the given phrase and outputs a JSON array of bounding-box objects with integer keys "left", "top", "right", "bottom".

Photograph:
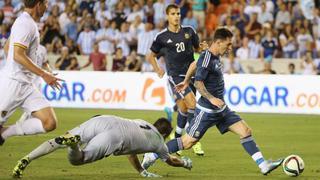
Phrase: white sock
[
  {"left": 28, "top": 138, "right": 64, "bottom": 161},
  {"left": 2, "top": 118, "right": 45, "bottom": 139},
  {"left": 175, "top": 126, "right": 183, "bottom": 135},
  {"left": 252, "top": 152, "right": 268, "bottom": 171}
]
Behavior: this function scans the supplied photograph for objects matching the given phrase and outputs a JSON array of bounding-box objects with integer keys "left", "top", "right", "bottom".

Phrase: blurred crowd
[{"left": 0, "top": 0, "right": 320, "bottom": 75}]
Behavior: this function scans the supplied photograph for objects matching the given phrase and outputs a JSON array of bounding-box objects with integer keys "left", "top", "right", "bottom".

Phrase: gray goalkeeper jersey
[{"left": 68, "top": 115, "right": 170, "bottom": 161}]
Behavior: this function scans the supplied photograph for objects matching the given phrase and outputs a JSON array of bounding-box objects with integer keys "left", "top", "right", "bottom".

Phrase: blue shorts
[
  {"left": 187, "top": 105, "right": 241, "bottom": 139},
  {"left": 167, "top": 76, "right": 195, "bottom": 101}
]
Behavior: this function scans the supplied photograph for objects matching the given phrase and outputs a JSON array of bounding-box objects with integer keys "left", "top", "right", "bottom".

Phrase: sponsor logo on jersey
[{"left": 167, "top": 39, "right": 173, "bottom": 43}]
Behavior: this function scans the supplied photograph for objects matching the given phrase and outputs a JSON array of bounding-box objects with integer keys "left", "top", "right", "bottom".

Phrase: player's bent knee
[
  {"left": 239, "top": 127, "right": 252, "bottom": 138},
  {"left": 42, "top": 117, "right": 57, "bottom": 132}
]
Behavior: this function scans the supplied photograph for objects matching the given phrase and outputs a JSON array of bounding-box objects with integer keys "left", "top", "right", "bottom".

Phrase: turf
[{"left": 0, "top": 108, "right": 319, "bottom": 179}]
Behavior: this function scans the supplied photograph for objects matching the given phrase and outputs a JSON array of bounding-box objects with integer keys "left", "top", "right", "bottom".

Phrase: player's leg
[
  {"left": 222, "top": 108, "right": 283, "bottom": 175},
  {"left": 175, "top": 99, "right": 188, "bottom": 138},
  {"left": 68, "top": 131, "right": 121, "bottom": 165},
  {"left": 183, "top": 91, "right": 204, "bottom": 155},
  {"left": 1, "top": 88, "right": 57, "bottom": 139},
  {"left": 12, "top": 137, "right": 70, "bottom": 178},
  {"left": 167, "top": 109, "right": 213, "bottom": 153}
]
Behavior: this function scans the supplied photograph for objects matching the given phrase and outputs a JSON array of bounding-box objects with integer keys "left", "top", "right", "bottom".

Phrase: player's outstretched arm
[
  {"left": 175, "top": 61, "right": 197, "bottom": 93},
  {"left": 165, "top": 155, "right": 192, "bottom": 170},
  {"left": 195, "top": 80, "right": 225, "bottom": 108},
  {"left": 127, "top": 154, "right": 162, "bottom": 177},
  {"left": 146, "top": 51, "right": 165, "bottom": 78}
]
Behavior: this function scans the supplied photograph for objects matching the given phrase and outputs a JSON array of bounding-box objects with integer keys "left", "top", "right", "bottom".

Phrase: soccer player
[
  {"left": 142, "top": 27, "right": 283, "bottom": 175},
  {"left": 0, "top": 0, "right": 63, "bottom": 145},
  {"left": 147, "top": 4, "right": 206, "bottom": 155},
  {"left": 12, "top": 115, "right": 193, "bottom": 178}
]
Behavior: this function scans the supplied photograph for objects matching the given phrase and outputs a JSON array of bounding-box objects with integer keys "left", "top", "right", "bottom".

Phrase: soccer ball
[{"left": 282, "top": 155, "right": 304, "bottom": 177}]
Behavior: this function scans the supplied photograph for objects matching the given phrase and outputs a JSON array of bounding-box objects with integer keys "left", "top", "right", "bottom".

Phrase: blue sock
[
  {"left": 241, "top": 135, "right": 266, "bottom": 168},
  {"left": 175, "top": 110, "right": 187, "bottom": 138},
  {"left": 187, "top": 109, "right": 195, "bottom": 124},
  {"left": 166, "top": 138, "right": 183, "bottom": 154}
]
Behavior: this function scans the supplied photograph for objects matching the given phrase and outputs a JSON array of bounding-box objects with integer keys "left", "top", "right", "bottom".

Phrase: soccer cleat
[
  {"left": 12, "top": 156, "right": 30, "bottom": 178},
  {"left": 261, "top": 158, "right": 284, "bottom": 175},
  {"left": 192, "top": 142, "right": 204, "bottom": 156},
  {"left": 55, "top": 134, "right": 80, "bottom": 147},
  {"left": 141, "top": 153, "right": 158, "bottom": 170}
]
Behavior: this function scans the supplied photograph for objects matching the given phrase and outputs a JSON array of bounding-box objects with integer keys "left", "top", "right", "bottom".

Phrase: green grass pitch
[{"left": 0, "top": 108, "right": 319, "bottom": 179}]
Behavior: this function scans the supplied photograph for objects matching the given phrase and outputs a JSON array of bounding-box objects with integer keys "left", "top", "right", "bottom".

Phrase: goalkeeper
[{"left": 12, "top": 115, "right": 192, "bottom": 178}]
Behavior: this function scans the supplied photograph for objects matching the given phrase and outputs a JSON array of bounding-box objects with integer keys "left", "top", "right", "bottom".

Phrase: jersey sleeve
[
  {"left": 150, "top": 35, "right": 162, "bottom": 54},
  {"left": 195, "top": 52, "right": 210, "bottom": 81},
  {"left": 190, "top": 27, "right": 200, "bottom": 49},
  {"left": 11, "top": 21, "right": 35, "bottom": 49},
  {"left": 155, "top": 144, "right": 170, "bottom": 162}
]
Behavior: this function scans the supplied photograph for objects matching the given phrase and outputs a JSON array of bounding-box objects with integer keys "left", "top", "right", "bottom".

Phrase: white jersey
[
  {"left": 68, "top": 115, "right": 170, "bottom": 161},
  {"left": 33, "top": 45, "right": 47, "bottom": 88},
  {"left": 2, "top": 11, "right": 40, "bottom": 83}
]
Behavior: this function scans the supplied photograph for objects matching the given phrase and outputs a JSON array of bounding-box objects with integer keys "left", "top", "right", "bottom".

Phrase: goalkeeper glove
[{"left": 182, "top": 156, "right": 192, "bottom": 170}]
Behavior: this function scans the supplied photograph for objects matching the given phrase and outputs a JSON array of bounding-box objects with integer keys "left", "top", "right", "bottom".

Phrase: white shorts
[{"left": 0, "top": 78, "right": 50, "bottom": 125}]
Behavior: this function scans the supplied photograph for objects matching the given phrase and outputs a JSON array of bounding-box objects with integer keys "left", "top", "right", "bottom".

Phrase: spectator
[
  {"left": 234, "top": 4, "right": 250, "bottom": 37},
  {"left": 115, "top": 22, "right": 132, "bottom": 56},
  {"left": 113, "top": 1, "right": 127, "bottom": 29},
  {"left": 79, "top": 0, "right": 95, "bottom": 14},
  {"left": 77, "top": 23, "right": 96, "bottom": 55},
  {"left": 244, "top": 12, "right": 262, "bottom": 39},
  {"left": 190, "top": 0, "right": 209, "bottom": 30},
  {"left": 58, "top": 5, "right": 71, "bottom": 34},
  {"left": 95, "top": 19, "right": 116, "bottom": 55},
  {"left": 0, "top": 24, "right": 9, "bottom": 48},
  {"left": 82, "top": 43, "right": 106, "bottom": 71},
  {"left": 288, "top": 63, "right": 297, "bottom": 75},
  {"left": 65, "top": 13, "right": 78, "bottom": 42},
  {"left": 279, "top": 24, "right": 297, "bottom": 58},
  {"left": 95, "top": 0, "right": 112, "bottom": 25},
  {"left": 248, "top": 33, "right": 263, "bottom": 59},
  {"left": 182, "top": 11, "right": 198, "bottom": 30},
  {"left": 112, "top": 47, "right": 126, "bottom": 71},
  {"left": 258, "top": 2, "right": 273, "bottom": 25},
  {"left": 55, "top": 47, "right": 79, "bottom": 70},
  {"left": 223, "top": 53, "right": 243, "bottom": 74},
  {"left": 2, "top": 0, "right": 14, "bottom": 24},
  {"left": 275, "top": 2, "right": 291, "bottom": 30},
  {"left": 301, "top": 53, "right": 317, "bottom": 75},
  {"left": 137, "top": 22, "right": 155, "bottom": 59},
  {"left": 261, "top": 30, "right": 277, "bottom": 58},
  {"left": 244, "top": 0, "right": 261, "bottom": 16},
  {"left": 296, "top": 27, "right": 313, "bottom": 58},
  {"left": 236, "top": 36, "right": 250, "bottom": 60},
  {"left": 41, "top": 15, "right": 64, "bottom": 47},
  {"left": 143, "top": 0, "right": 155, "bottom": 24},
  {"left": 258, "top": 62, "right": 276, "bottom": 74},
  {"left": 65, "top": 38, "right": 80, "bottom": 55},
  {"left": 126, "top": 3, "right": 144, "bottom": 23},
  {"left": 124, "top": 50, "right": 142, "bottom": 72},
  {"left": 153, "top": 0, "right": 166, "bottom": 25}
]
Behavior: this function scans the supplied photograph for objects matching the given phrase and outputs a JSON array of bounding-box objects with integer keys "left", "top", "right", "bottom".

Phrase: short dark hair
[
  {"left": 24, "top": 0, "right": 44, "bottom": 8},
  {"left": 165, "top": 4, "right": 179, "bottom": 14},
  {"left": 153, "top": 117, "right": 172, "bottom": 139},
  {"left": 213, "top": 27, "right": 233, "bottom": 42}
]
